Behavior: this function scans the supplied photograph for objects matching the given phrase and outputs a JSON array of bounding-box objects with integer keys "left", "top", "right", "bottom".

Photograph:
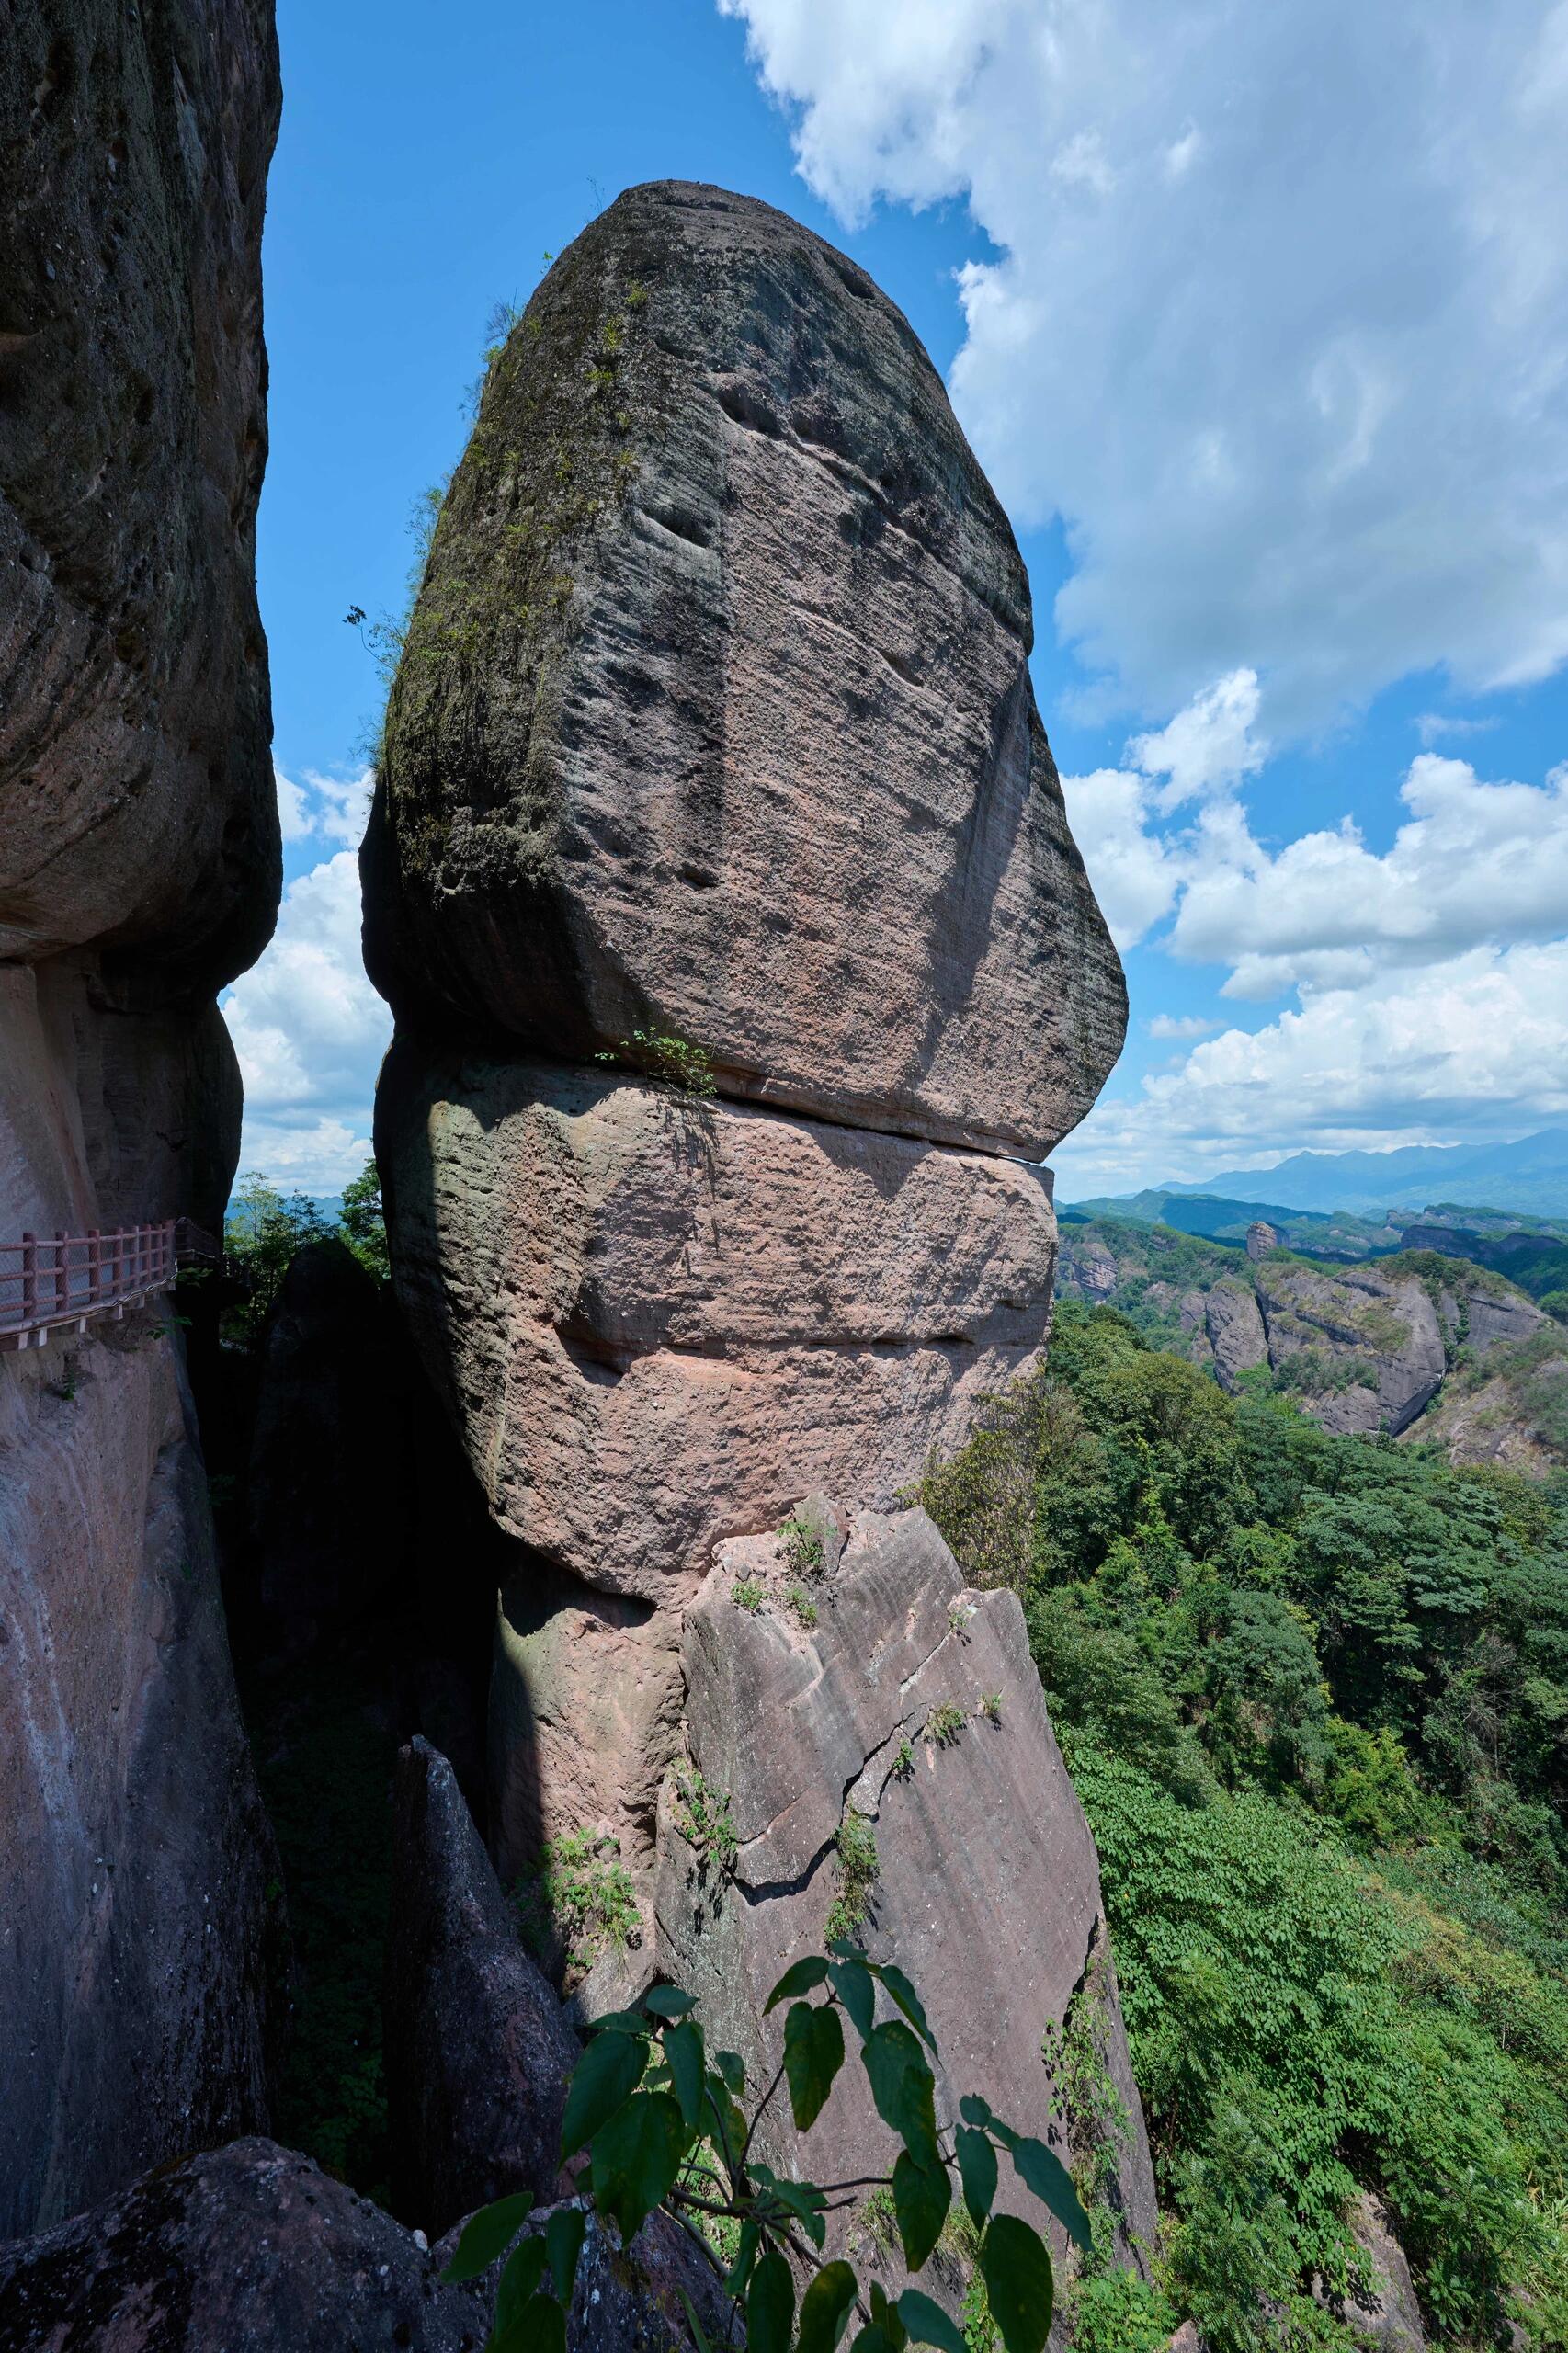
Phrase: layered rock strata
[
  {"left": 368, "top": 179, "right": 1145, "bottom": 2313},
  {"left": 0, "top": 0, "right": 281, "bottom": 2235},
  {"left": 378, "top": 1040, "right": 1056, "bottom": 1601}
]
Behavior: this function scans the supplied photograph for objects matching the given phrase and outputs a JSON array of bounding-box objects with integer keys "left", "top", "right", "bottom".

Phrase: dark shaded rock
[
  {"left": 433, "top": 2199, "right": 732, "bottom": 2353},
  {"left": 364, "top": 180, "right": 1124, "bottom": 1161},
  {"left": 0, "top": 0, "right": 281, "bottom": 990},
  {"left": 0, "top": 0, "right": 282, "bottom": 2241},
  {"left": 657, "top": 1504, "right": 1158, "bottom": 2314},
  {"left": 0, "top": 2138, "right": 493, "bottom": 2352},
  {"left": 247, "top": 1239, "right": 416, "bottom": 1655},
  {"left": 0, "top": 1325, "right": 276, "bottom": 2242},
  {"left": 385, "top": 1737, "right": 580, "bottom": 2235}
]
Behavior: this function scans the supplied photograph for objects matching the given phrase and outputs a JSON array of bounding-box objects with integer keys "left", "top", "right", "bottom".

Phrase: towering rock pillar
[
  {"left": 0, "top": 0, "right": 281, "bottom": 2234},
  {"left": 367, "top": 180, "right": 1144, "bottom": 2295}
]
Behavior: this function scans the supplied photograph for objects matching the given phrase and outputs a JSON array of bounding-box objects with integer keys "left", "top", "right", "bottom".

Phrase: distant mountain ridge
[{"left": 1067, "top": 1130, "right": 1568, "bottom": 1218}]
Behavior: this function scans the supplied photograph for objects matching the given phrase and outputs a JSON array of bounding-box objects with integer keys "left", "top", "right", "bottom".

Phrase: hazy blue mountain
[{"left": 1072, "top": 1131, "right": 1568, "bottom": 1218}]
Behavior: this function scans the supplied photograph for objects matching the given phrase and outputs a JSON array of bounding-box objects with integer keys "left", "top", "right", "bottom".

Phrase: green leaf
[
  {"left": 959, "top": 2093, "right": 994, "bottom": 2131},
  {"left": 860, "top": 2019, "right": 939, "bottom": 2165},
  {"left": 542, "top": 2207, "right": 586, "bottom": 2304},
  {"left": 492, "top": 2291, "right": 567, "bottom": 2353},
  {"left": 494, "top": 2235, "right": 548, "bottom": 2329},
  {"left": 664, "top": 2017, "right": 706, "bottom": 2128},
  {"left": 1007, "top": 2137, "right": 1093, "bottom": 2252},
  {"left": 979, "top": 2213, "right": 1054, "bottom": 2353},
  {"left": 785, "top": 1997, "right": 846, "bottom": 2131},
  {"left": 589, "top": 2008, "right": 653, "bottom": 2036},
  {"left": 765, "top": 1955, "right": 831, "bottom": 2013},
  {"left": 796, "top": 2259, "right": 859, "bottom": 2353},
  {"left": 753, "top": 2165, "right": 828, "bottom": 2251},
  {"left": 714, "top": 2049, "right": 747, "bottom": 2097},
  {"left": 956, "top": 2126, "right": 998, "bottom": 2228},
  {"left": 892, "top": 2149, "right": 951, "bottom": 2272},
  {"left": 876, "top": 1962, "right": 937, "bottom": 2053},
  {"left": 590, "top": 2089, "right": 691, "bottom": 2243},
  {"left": 678, "top": 2288, "right": 718, "bottom": 2353},
  {"left": 643, "top": 1984, "right": 695, "bottom": 2018},
  {"left": 560, "top": 2029, "right": 647, "bottom": 2161},
  {"left": 849, "top": 2326, "right": 893, "bottom": 2353},
  {"left": 725, "top": 2220, "right": 760, "bottom": 2297},
  {"left": 897, "top": 2289, "right": 970, "bottom": 2353},
  {"left": 441, "top": 2189, "right": 533, "bottom": 2281},
  {"left": 701, "top": 2070, "right": 747, "bottom": 2166},
  {"left": 746, "top": 2248, "right": 797, "bottom": 2353},
  {"left": 828, "top": 1951, "right": 877, "bottom": 2045}
]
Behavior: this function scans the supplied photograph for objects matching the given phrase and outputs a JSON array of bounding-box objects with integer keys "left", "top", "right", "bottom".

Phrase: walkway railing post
[{"left": 21, "top": 1233, "right": 36, "bottom": 1329}]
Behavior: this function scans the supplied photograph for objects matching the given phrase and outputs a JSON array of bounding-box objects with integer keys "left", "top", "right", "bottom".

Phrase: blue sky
[{"left": 225, "top": 0, "right": 1568, "bottom": 1199}]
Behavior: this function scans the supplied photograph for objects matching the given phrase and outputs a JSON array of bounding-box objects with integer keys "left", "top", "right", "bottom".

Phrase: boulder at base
[
  {"left": 657, "top": 1504, "right": 1158, "bottom": 2309},
  {"left": 0, "top": 2136, "right": 726, "bottom": 2353}
]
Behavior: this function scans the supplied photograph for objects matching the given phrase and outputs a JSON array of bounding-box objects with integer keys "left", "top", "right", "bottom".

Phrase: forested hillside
[
  {"left": 920, "top": 1302, "right": 1568, "bottom": 2351},
  {"left": 1058, "top": 1216, "right": 1568, "bottom": 1475}
]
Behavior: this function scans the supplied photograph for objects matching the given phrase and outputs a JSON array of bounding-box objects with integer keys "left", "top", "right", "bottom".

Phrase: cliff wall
[{"left": 0, "top": 0, "right": 281, "bottom": 2235}]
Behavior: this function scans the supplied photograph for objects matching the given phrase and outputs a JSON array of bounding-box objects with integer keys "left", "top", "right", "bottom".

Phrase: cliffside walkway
[{"left": 0, "top": 1222, "right": 220, "bottom": 1352}]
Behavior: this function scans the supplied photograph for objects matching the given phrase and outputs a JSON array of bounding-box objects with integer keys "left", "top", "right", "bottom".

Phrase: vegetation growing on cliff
[
  {"left": 919, "top": 1301, "right": 1568, "bottom": 2351},
  {"left": 447, "top": 1941, "right": 1094, "bottom": 2353}
]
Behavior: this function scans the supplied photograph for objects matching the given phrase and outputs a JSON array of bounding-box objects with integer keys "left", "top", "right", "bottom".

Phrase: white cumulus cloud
[
  {"left": 221, "top": 848, "right": 391, "bottom": 1195},
  {"left": 1056, "top": 940, "right": 1568, "bottom": 1192},
  {"left": 274, "top": 763, "right": 374, "bottom": 851},
  {"left": 722, "top": 0, "right": 1568, "bottom": 728}
]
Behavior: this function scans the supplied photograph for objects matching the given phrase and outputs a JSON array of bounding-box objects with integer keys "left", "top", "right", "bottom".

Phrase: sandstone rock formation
[
  {"left": 385, "top": 1736, "right": 579, "bottom": 2235},
  {"left": 0, "top": 0, "right": 281, "bottom": 2235},
  {"left": 1204, "top": 1275, "right": 1270, "bottom": 1392},
  {"left": 1252, "top": 1259, "right": 1447, "bottom": 1435},
  {"left": 0, "top": 2138, "right": 726, "bottom": 2353},
  {"left": 1056, "top": 1219, "right": 1564, "bottom": 1461},
  {"left": 366, "top": 178, "right": 1144, "bottom": 2324},
  {"left": 658, "top": 1506, "right": 1159, "bottom": 2291},
  {"left": 364, "top": 180, "right": 1125, "bottom": 1161},
  {"left": 378, "top": 1040, "right": 1056, "bottom": 1602},
  {"left": 0, "top": 0, "right": 280, "bottom": 982},
  {"left": 0, "top": 1318, "right": 277, "bottom": 2242}
]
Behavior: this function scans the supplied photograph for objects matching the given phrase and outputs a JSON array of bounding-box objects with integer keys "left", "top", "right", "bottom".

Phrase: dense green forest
[{"left": 919, "top": 1302, "right": 1568, "bottom": 2353}]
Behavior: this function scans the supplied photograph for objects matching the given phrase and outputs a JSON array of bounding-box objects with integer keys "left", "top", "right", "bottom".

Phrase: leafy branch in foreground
[{"left": 443, "top": 1939, "right": 1091, "bottom": 2353}]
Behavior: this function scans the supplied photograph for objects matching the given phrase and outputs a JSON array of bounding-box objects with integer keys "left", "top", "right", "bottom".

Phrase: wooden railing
[{"left": 0, "top": 1220, "right": 220, "bottom": 1352}]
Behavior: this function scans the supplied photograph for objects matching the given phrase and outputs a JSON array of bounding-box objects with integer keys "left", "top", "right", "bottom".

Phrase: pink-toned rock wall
[{"left": 378, "top": 1041, "right": 1056, "bottom": 1602}]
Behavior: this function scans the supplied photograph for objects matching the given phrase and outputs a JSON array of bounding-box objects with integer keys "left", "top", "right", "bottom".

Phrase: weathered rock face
[
  {"left": 0, "top": 0, "right": 281, "bottom": 983},
  {"left": 365, "top": 181, "right": 1142, "bottom": 2322},
  {"left": 379, "top": 1040, "right": 1056, "bottom": 1602},
  {"left": 0, "top": 1318, "right": 276, "bottom": 2242},
  {"left": 1254, "top": 1261, "right": 1447, "bottom": 1436},
  {"left": 0, "top": 2139, "right": 726, "bottom": 2353},
  {"left": 0, "top": 0, "right": 281, "bottom": 2238},
  {"left": 385, "top": 1737, "right": 579, "bottom": 2235},
  {"left": 247, "top": 1238, "right": 416, "bottom": 1655},
  {"left": 657, "top": 1506, "right": 1159, "bottom": 2305},
  {"left": 1205, "top": 1276, "right": 1270, "bottom": 1392},
  {"left": 1318, "top": 2192, "right": 1427, "bottom": 2350},
  {"left": 364, "top": 180, "right": 1125, "bottom": 1161}
]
